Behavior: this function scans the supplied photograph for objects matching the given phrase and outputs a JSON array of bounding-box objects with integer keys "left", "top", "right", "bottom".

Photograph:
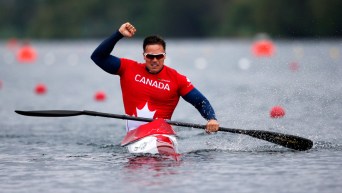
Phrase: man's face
[{"left": 143, "top": 44, "right": 166, "bottom": 74}]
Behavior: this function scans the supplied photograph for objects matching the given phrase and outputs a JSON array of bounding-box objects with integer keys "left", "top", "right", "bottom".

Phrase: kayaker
[{"left": 91, "top": 22, "right": 219, "bottom": 133}]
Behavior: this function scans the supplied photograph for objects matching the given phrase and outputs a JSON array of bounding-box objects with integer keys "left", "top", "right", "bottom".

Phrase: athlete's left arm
[{"left": 182, "top": 88, "right": 217, "bottom": 120}]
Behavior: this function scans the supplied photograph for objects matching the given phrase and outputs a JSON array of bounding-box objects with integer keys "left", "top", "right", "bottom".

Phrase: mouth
[
  {"left": 146, "top": 62, "right": 162, "bottom": 74},
  {"left": 150, "top": 62, "right": 159, "bottom": 68}
]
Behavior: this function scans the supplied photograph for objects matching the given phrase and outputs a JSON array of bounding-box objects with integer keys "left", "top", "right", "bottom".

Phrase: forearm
[
  {"left": 182, "top": 88, "right": 217, "bottom": 120},
  {"left": 90, "top": 30, "right": 123, "bottom": 74}
]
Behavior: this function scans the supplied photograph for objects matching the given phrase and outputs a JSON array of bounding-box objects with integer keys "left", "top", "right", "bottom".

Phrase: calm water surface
[{"left": 1, "top": 39, "right": 342, "bottom": 193}]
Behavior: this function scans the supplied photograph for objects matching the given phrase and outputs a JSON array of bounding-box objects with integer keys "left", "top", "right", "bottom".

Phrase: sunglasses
[{"left": 144, "top": 53, "right": 166, "bottom": 60}]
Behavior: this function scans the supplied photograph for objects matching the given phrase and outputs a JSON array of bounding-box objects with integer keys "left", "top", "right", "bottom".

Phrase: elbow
[
  {"left": 90, "top": 51, "right": 103, "bottom": 65},
  {"left": 90, "top": 52, "right": 97, "bottom": 63}
]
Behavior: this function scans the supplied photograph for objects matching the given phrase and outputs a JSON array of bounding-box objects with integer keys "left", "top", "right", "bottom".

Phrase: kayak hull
[
  {"left": 126, "top": 134, "right": 179, "bottom": 160},
  {"left": 122, "top": 119, "right": 180, "bottom": 160}
]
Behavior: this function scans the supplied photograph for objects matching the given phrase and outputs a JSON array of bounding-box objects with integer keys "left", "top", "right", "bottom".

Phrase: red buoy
[
  {"left": 0, "top": 80, "right": 3, "bottom": 89},
  {"left": 252, "top": 40, "right": 275, "bottom": 57},
  {"left": 17, "top": 43, "right": 37, "bottom": 63},
  {"left": 35, "top": 83, "right": 47, "bottom": 95},
  {"left": 270, "top": 106, "right": 285, "bottom": 118},
  {"left": 94, "top": 91, "right": 106, "bottom": 101}
]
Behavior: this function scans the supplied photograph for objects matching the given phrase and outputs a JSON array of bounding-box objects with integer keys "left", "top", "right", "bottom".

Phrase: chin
[
  {"left": 150, "top": 70, "right": 160, "bottom": 74},
  {"left": 147, "top": 67, "right": 161, "bottom": 74}
]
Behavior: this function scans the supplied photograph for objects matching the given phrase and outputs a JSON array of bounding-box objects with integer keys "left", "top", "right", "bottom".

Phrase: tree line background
[{"left": 1, "top": 0, "right": 341, "bottom": 39}]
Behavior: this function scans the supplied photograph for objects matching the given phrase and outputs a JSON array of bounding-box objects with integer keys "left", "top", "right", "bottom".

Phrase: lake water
[{"left": 1, "top": 38, "right": 341, "bottom": 193}]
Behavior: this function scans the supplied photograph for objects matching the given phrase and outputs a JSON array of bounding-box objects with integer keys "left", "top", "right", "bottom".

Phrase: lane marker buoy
[
  {"left": 35, "top": 83, "right": 47, "bottom": 95},
  {"left": 270, "top": 106, "right": 285, "bottom": 118},
  {"left": 94, "top": 91, "right": 106, "bottom": 101},
  {"left": 252, "top": 40, "right": 275, "bottom": 57},
  {"left": 17, "top": 43, "right": 37, "bottom": 63}
]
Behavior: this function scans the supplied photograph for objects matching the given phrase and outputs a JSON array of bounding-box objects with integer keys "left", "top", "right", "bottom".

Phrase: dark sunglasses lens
[
  {"left": 146, "top": 55, "right": 154, "bottom": 59},
  {"left": 147, "top": 54, "right": 164, "bottom": 59}
]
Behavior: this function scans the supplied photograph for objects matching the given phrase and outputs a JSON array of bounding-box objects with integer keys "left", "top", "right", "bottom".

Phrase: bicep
[
  {"left": 182, "top": 88, "right": 203, "bottom": 106},
  {"left": 182, "top": 88, "right": 217, "bottom": 120}
]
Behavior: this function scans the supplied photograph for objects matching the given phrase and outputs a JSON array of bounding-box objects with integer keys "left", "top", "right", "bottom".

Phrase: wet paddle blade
[
  {"left": 242, "top": 129, "right": 313, "bottom": 151},
  {"left": 15, "top": 110, "right": 83, "bottom": 117}
]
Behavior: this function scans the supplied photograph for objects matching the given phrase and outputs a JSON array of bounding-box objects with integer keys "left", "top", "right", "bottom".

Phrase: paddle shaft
[{"left": 15, "top": 110, "right": 313, "bottom": 151}]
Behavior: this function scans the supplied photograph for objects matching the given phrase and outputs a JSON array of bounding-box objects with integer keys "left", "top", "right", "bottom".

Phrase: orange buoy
[
  {"left": 94, "top": 91, "right": 106, "bottom": 101},
  {"left": 252, "top": 40, "right": 275, "bottom": 57},
  {"left": 35, "top": 83, "right": 47, "bottom": 95},
  {"left": 17, "top": 43, "right": 37, "bottom": 63},
  {"left": 270, "top": 106, "right": 285, "bottom": 118}
]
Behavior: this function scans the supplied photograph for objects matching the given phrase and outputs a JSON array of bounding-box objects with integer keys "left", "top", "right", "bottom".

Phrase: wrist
[{"left": 116, "top": 30, "right": 124, "bottom": 38}]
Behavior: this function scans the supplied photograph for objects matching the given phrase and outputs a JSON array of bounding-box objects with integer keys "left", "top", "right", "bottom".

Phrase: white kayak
[{"left": 121, "top": 119, "right": 180, "bottom": 161}]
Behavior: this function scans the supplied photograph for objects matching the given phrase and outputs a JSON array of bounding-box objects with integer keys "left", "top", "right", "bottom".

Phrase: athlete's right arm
[
  {"left": 91, "top": 23, "right": 136, "bottom": 74},
  {"left": 90, "top": 31, "right": 123, "bottom": 74}
]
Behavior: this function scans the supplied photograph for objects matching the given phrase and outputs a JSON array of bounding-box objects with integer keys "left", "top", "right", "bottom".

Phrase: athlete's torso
[{"left": 117, "top": 58, "right": 194, "bottom": 130}]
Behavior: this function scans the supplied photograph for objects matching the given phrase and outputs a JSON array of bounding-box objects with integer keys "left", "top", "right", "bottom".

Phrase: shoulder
[
  {"left": 163, "top": 65, "right": 194, "bottom": 93},
  {"left": 163, "top": 65, "right": 186, "bottom": 77},
  {"left": 166, "top": 66, "right": 191, "bottom": 84},
  {"left": 120, "top": 58, "right": 139, "bottom": 65},
  {"left": 117, "top": 58, "right": 144, "bottom": 75}
]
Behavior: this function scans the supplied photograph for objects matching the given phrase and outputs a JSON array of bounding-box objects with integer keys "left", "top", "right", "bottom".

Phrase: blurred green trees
[{"left": 0, "top": 0, "right": 341, "bottom": 39}]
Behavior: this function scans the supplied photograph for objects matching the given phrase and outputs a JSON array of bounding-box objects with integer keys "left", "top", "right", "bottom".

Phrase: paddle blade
[
  {"left": 244, "top": 130, "right": 313, "bottom": 151},
  {"left": 15, "top": 110, "right": 83, "bottom": 117}
]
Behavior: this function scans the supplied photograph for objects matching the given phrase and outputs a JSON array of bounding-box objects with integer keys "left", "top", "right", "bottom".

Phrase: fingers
[
  {"left": 205, "top": 119, "right": 219, "bottom": 134},
  {"left": 119, "top": 22, "right": 136, "bottom": 37},
  {"left": 125, "top": 23, "right": 136, "bottom": 34}
]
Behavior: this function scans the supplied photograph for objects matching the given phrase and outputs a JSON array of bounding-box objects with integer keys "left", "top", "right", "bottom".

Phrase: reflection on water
[
  {"left": 122, "top": 155, "right": 183, "bottom": 190},
  {"left": 124, "top": 155, "right": 182, "bottom": 174}
]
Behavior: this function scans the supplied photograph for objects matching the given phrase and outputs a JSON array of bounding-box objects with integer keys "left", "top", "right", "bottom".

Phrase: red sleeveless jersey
[{"left": 117, "top": 58, "right": 194, "bottom": 123}]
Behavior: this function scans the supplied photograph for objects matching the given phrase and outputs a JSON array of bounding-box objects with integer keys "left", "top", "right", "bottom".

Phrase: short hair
[{"left": 143, "top": 35, "right": 166, "bottom": 51}]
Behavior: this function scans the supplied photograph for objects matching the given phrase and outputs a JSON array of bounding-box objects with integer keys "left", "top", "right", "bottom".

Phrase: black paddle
[{"left": 15, "top": 110, "right": 313, "bottom": 151}]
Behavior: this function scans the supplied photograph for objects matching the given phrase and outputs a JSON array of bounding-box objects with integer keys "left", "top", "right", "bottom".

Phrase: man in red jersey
[{"left": 91, "top": 22, "right": 219, "bottom": 133}]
